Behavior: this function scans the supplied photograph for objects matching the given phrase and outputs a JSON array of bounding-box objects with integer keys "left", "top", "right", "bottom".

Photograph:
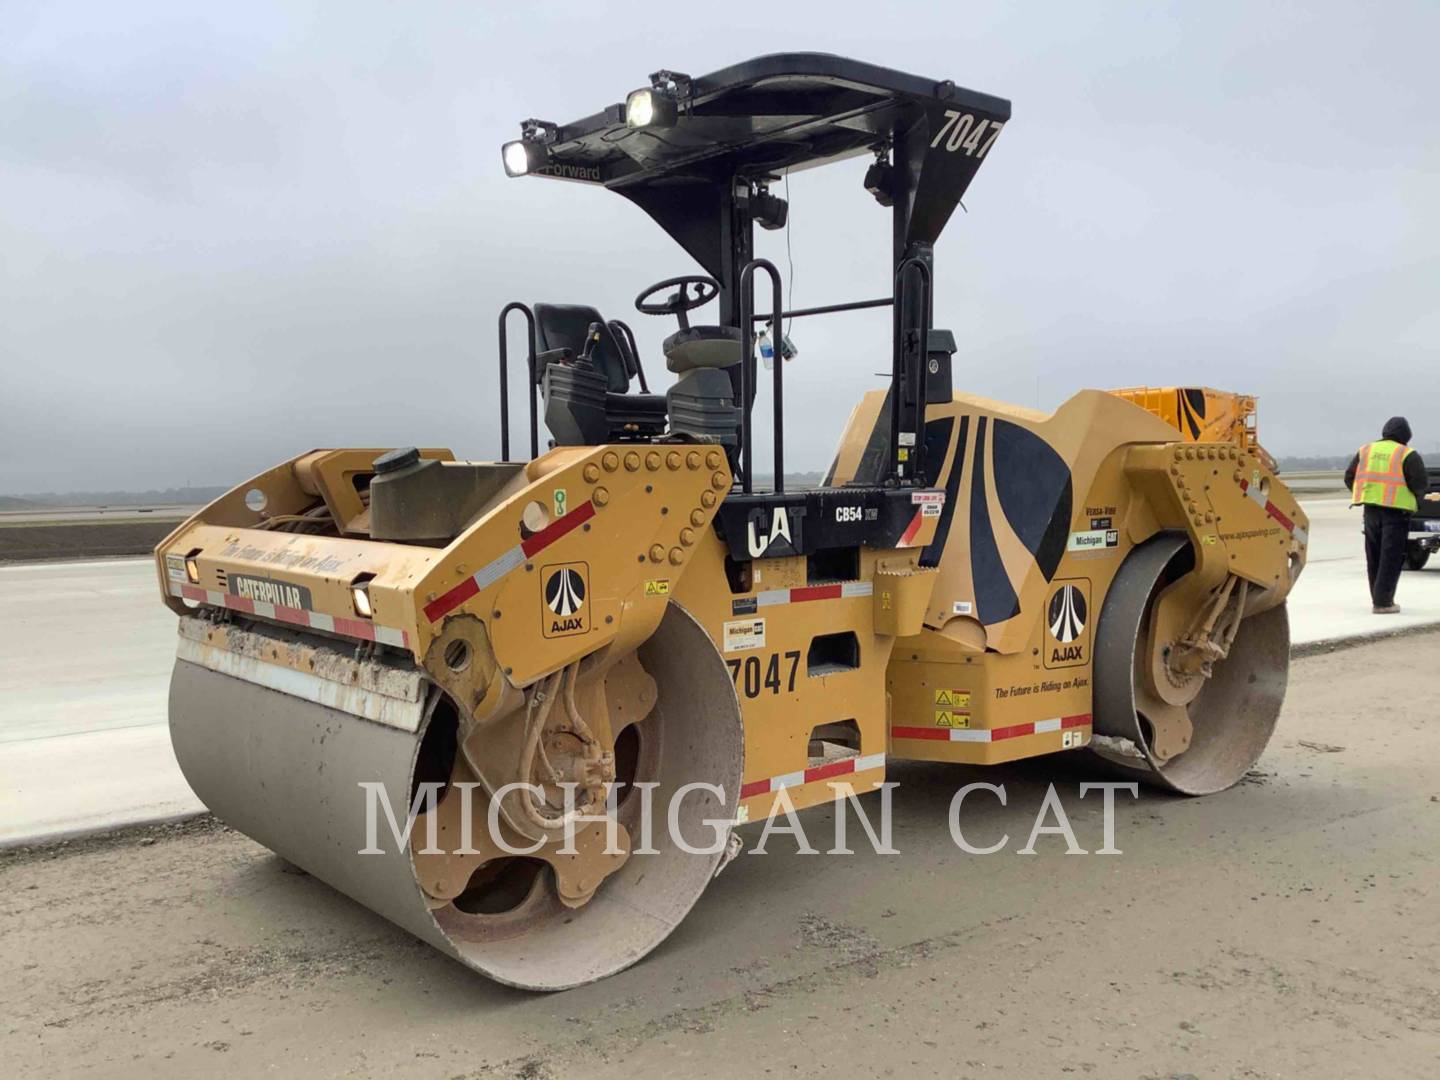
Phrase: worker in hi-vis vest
[{"left": 1344, "top": 417, "right": 1433, "bottom": 613}]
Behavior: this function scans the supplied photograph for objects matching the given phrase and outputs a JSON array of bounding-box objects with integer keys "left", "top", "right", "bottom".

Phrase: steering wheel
[{"left": 634, "top": 275, "right": 720, "bottom": 325}]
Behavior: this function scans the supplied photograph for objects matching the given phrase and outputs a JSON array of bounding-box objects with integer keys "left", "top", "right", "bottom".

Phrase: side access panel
[{"left": 673, "top": 486, "right": 942, "bottom": 823}]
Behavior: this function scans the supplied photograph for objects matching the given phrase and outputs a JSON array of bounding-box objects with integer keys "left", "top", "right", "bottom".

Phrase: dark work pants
[{"left": 1363, "top": 504, "right": 1410, "bottom": 607}]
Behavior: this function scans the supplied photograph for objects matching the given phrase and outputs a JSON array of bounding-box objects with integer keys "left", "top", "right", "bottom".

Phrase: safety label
[
  {"left": 933, "top": 688, "right": 972, "bottom": 709},
  {"left": 934, "top": 710, "right": 971, "bottom": 729}
]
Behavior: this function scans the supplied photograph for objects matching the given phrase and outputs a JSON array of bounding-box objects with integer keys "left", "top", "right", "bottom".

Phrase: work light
[
  {"left": 625, "top": 87, "right": 677, "bottom": 129},
  {"left": 350, "top": 573, "right": 376, "bottom": 619},
  {"left": 502, "top": 139, "right": 546, "bottom": 177}
]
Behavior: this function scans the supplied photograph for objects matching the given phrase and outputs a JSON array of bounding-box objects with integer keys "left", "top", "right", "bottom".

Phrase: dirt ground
[
  {"left": 3, "top": 634, "right": 1438, "bottom": 1079},
  {"left": 0, "top": 519, "right": 180, "bottom": 562}
]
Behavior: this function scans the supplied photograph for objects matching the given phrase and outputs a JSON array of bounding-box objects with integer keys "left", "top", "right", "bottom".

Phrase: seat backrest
[{"left": 533, "top": 303, "right": 630, "bottom": 393}]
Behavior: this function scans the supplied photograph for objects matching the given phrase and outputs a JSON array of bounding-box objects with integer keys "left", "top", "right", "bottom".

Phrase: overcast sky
[{"left": 2, "top": 2, "right": 1437, "bottom": 493}]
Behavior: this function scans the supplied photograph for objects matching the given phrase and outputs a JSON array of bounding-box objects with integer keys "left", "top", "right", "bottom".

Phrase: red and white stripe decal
[
  {"left": 173, "top": 583, "right": 410, "bottom": 649},
  {"left": 422, "top": 501, "right": 597, "bottom": 623},
  {"left": 750, "top": 580, "right": 873, "bottom": 609},
  {"left": 901, "top": 491, "right": 944, "bottom": 547},
  {"left": 1238, "top": 479, "right": 1308, "bottom": 545},
  {"left": 740, "top": 751, "right": 886, "bottom": 800},
  {"left": 897, "top": 508, "right": 926, "bottom": 547},
  {"left": 892, "top": 714, "right": 1091, "bottom": 743}
]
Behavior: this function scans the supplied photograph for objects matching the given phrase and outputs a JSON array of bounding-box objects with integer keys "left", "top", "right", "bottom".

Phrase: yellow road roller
[{"left": 157, "top": 53, "right": 1308, "bottom": 989}]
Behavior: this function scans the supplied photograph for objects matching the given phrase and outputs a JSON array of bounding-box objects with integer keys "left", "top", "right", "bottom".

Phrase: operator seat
[
  {"left": 663, "top": 325, "right": 743, "bottom": 372},
  {"left": 663, "top": 325, "right": 742, "bottom": 446},
  {"left": 533, "top": 303, "right": 668, "bottom": 445}
]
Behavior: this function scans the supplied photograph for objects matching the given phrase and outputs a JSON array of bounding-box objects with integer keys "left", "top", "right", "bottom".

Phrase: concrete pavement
[
  {"left": 1286, "top": 497, "right": 1440, "bottom": 646},
  {"left": 2, "top": 497, "right": 1437, "bottom": 847},
  {"left": 0, "top": 559, "right": 201, "bottom": 845}
]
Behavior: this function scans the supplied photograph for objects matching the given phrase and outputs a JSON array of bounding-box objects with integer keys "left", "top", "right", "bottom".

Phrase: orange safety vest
[{"left": 1352, "top": 439, "right": 1416, "bottom": 511}]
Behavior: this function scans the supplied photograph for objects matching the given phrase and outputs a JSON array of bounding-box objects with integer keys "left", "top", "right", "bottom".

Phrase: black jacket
[{"left": 1344, "top": 416, "right": 1428, "bottom": 505}]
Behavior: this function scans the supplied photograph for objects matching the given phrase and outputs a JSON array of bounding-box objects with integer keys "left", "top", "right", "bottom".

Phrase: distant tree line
[{"left": 0, "top": 486, "right": 231, "bottom": 509}]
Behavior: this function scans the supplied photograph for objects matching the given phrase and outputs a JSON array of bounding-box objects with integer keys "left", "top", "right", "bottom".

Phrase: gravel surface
[{"left": 3, "top": 635, "right": 1438, "bottom": 1078}]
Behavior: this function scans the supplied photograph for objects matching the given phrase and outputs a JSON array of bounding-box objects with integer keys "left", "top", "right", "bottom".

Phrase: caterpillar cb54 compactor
[{"left": 158, "top": 54, "right": 1308, "bottom": 989}]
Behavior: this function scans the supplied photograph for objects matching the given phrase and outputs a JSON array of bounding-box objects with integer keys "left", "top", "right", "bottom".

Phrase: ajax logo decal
[
  {"left": 1048, "top": 584, "right": 1086, "bottom": 642},
  {"left": 1044, "top": 580, "right": 1090, "bottom": 669},
  {"left": 542, "top": 562, "right": 590, "bottom": 638}
]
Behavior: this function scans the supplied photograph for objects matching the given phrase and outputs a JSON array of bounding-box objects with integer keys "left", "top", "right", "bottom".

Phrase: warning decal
[{"left": 933, "top": 688, "right": 972, "bottom": 709}]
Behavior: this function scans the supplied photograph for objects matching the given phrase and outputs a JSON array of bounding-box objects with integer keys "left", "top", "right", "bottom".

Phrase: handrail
[
  {"left": 889, "top": 256, "right": 933, "bottom": 485},
  {"left": 748, "top": 296, "right": 892, "bottom": 322},
  {"left": 737, "top": 258, "right": 784, "bottom": 494},
  {"left": 497, "top": 302, "right": 539, "bottom": 461}
]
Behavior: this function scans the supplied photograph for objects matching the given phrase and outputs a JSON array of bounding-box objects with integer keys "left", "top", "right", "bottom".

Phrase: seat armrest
[{"left": 534, "top": 347, "right": 574, "bottom": 384}]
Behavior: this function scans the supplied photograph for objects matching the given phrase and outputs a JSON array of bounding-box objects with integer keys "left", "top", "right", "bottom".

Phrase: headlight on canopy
[
  {"left": 625, "top": 87, "right": 676, "bottom": 129},
  {"left": 501, "top": 139, "right": 546, "bottom": 177}
]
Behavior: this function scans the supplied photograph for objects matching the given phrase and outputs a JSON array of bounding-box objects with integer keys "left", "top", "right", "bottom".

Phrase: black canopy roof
[{"left": 519, "top": 53, "right": 1011, "bottom": 277}]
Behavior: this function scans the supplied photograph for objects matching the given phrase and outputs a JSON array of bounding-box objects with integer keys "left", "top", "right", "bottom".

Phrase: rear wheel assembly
[{"left": 1092, "top": 534, "right": 1290, "bottom": 795}]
